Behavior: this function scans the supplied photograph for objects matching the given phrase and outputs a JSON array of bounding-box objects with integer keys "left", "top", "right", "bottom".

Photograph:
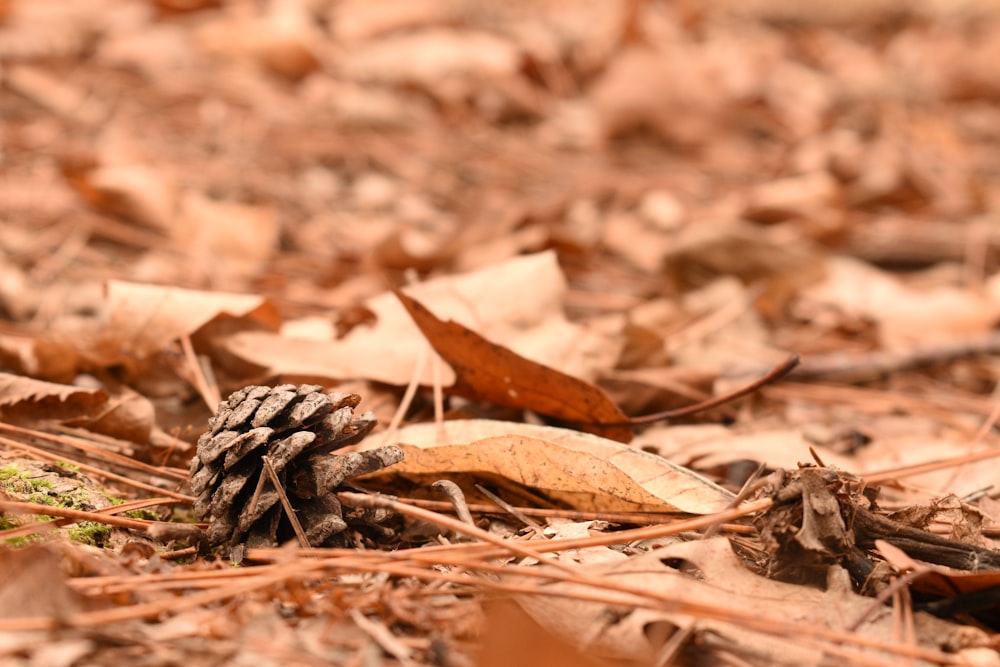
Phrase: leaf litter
[{"left": 3, "top": 0, "right": 1000, "bottom": 665}]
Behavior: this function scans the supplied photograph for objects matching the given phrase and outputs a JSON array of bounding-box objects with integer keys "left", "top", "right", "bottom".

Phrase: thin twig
[
  {"left": 937, "top": 381, "right": 1000, "bottom": 494},
  {"left": 474, "top": 484, "right": 543, "bottom": 530},
  {"left": 2, "top": 422, "right": 189, "bottom": 481},
  {"left": 785, "top": 332, "right": 1000, "bottom": 383},
  {"left": 433, "top": 354, "right": 445, "bottom": 443},
  {"left": 348, "top": 609, "right": 415, "bottom": 664},
  {"left": 0, "top": 496, "right": 185, "bottom": 541},
  {"left": 380, "top": 343, "right": 429, "bottom": 447},
  {"left": 846, "top": 568, "right": 928, "bottom": 633},
  {"left": 0, "top": 434, "right": 193, "bottom": 501},
  {"left": 625, "top": 354, "right": 799, "bottom": 425},
  {"left": 702, "top": 461, "right": 766, "bottom": 540},
  {"left": 0, "top": 500, "right": 157, "bottom": 531},
  {"left": 653, "top": 624, "right": 695, "bottom": 667},
  {"left": 864, "top": 447, "right": 1000, "bottom": 485},
  {"left": 180, "top": 334, "right": 221, "bottom": 413},
  {"left": 245, "top": 462, "right": 270, "bottom": 527},
  {"left": 431, "top": 480, "right": 475, "bottom": 531},
  {"left": 262, "top": 455, "right": 310, "bottom": 548}
]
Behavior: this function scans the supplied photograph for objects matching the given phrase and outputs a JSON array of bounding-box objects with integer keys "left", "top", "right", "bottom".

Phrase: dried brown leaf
[
  {"left": 0, "top": 372, "right": 107, "bottom": 423},
  {"left": 63, "top": 386, "right": 155, "bottom": 444},
  {"left": 479, "top": 600, "right": 611, "bottom": 667},
  {"left": 396, "top": 289, "right": 633, "bottom": 442},
  {"left": 0, "top": 545, "right": 87, "bottom": 619},
  {"left": 0, "top": 334, "right": 80, "bottom": 384},
  {"left": 77, "top": 163, "right": 177, "bottom": 232}
]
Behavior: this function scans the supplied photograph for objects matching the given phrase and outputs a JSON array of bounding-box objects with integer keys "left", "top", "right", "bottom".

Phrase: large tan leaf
[
  {"left": 514, "top": 537, "right": 976, "bottom": 664},
  {"left": 361, "top": 420, "right": 733, "bottom": 514},
  {"left": 224, "top": 251, "right": 623, "bottom": 386},
  {"left": 799, "top": 256, "right": 1000, "bottom": 348},
  {"left": 634, "top": 426, "right": 854, "bottom": 472}
]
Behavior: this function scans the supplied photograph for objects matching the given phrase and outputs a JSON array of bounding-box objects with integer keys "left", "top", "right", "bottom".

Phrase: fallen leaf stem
[{"left": 624, "top": 353, "right": 800, "bottom": 425}]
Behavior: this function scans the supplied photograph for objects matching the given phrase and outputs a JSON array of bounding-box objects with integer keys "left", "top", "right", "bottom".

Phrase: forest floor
[{"left": 3, "top": 1, "right": 1000, "bottom": 665}]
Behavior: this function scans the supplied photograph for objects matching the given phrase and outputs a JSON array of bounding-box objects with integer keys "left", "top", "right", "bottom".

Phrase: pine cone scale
[
  {"left": 194, "top": 430, "right": 239, "bottom": 468},
  {"left": 267, "top": 431, "right": 317, "bottom": 472},
  {"left": 250, "top": 388, "right": 298, "bottom": 428},
  {"left": 223, "top": 428, "right": 274, "bottom": 469},
  {"left": 223, "top": 386, "right": 270, "bottom": 427},
  {"left": 286, "top": 392, "right": 332, "bottom": 429}
]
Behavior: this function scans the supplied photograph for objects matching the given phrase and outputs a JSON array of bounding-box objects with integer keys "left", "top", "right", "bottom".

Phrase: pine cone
[{"left": 189, "top": 384, "right": 403, "bottom": 549}]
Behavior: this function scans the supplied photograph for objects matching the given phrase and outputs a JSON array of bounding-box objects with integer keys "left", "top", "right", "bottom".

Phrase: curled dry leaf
[
  {"left": 63, "top": 386, "right": 155, "bottom": 444},
  {"left": 395, "top": 289, "right": 633, "bottom": 442},
  {"left": 68, "top": 162, "right": 177, "bottom": 233},
  {"left": 195, "top": 0, "right": 321, "bottom": 81},
  {"left": 0, "top": 372, "right": 107, "bottom": 424},
  {"left": 341, "top": 28, "right": 520, "bottom": 93},
  {"left": 359, "top": 420, "right": 733, "bottom": 514}
]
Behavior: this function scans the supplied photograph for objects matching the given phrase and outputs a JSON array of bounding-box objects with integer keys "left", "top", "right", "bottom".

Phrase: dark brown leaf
[{"left": 395, "top": 290, "right": 633, "bottom": 443}]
